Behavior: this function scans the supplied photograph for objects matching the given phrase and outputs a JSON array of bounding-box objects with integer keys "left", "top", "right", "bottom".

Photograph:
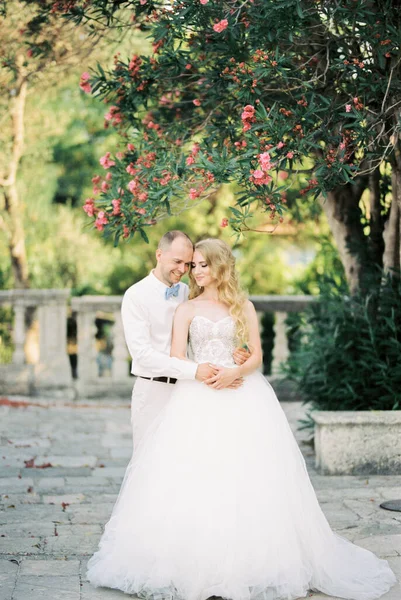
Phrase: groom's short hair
[{"left": 158, "top": 230, "right": 194, "bottom": 251}]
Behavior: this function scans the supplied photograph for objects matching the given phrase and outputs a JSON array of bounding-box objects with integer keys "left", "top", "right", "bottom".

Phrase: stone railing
[
  {"left": 0, "top": 289, "right": 315, "bottom": 398},
  {"left": 0, "top": 289, "right": 71, "bottom": 396}
]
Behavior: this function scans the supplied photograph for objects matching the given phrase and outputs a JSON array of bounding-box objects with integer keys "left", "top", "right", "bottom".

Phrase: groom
[{"left": 121, "top": 230, "right": 248, "bottom": 447}]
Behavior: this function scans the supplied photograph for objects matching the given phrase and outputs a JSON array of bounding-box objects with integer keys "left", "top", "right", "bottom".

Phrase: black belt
[{"left": 138, "top": 376, "right": 177, "bottom": 384}]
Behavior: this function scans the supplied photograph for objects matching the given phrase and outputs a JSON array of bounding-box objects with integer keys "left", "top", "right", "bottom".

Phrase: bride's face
[{"left": 191, "top": 250, "right": 215, "bottom": 288}]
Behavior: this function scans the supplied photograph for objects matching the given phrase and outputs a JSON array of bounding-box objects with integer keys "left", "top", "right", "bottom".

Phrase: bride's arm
[{"left": 170, "top": 303, "right": 193, "bottom": 361}]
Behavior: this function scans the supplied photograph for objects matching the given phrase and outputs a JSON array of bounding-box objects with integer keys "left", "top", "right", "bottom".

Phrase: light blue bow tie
[{"left": 165, "top": 284, "right": 180, "bottom": 300}]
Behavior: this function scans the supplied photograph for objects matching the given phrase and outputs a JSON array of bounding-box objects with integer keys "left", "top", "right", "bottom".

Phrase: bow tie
[{"left": 165, "top": 284, "right": 180, "bottom": 300}]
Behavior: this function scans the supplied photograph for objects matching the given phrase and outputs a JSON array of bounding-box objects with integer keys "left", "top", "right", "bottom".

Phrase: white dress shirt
[{"left": 121, "top": 271, "right": 198, "bottom": 380}]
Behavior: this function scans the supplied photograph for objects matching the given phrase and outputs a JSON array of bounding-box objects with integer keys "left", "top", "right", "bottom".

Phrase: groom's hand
[
  {"left": 195, "top": 363, "right": 219, "bottom": 382},
  {"left": 233, "top": 347, "right": 251, "bottom": 365}
]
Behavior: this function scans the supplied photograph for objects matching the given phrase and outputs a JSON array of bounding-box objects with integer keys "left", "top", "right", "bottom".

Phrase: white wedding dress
[{"left": 87, "top": 315, "right": 396, "bottom": 600}]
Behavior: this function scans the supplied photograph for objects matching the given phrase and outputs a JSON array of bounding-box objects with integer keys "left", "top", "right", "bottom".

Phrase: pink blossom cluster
[
  {"left": 99, "top": 152, "right": 116, "bottom": 169},
  {"left": 250, "top": 151, "right": 273, "bottom": 186},
  {"left": 111, "top": 199, "right": 121, "bottom": 215},
  {"left": 94, "top": 211, "right": 108, "bottom": 232},
  {"left": 79, "top": 72, "right": 91, "bottom": 93},
  {"left": 83, "top": 197, "right": 96, "bottom": 217},
  {"left": 241, "top": 105, "right": 256, "bottom": 132},
  {"left": 104, "top": 105, "right": 123, "bottom": 127},
  {"left": 186, "top": 143, "right": 200, "bottom": 166},
  {"left": 213, "top": 19, "right": 228, "bottom": 33},
  {"left": 128, "top": 55, "right": 142, "bottom": 78}
]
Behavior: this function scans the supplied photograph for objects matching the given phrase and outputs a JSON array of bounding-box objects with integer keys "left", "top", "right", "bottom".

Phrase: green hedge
[{"left": 285, "top": 276, "right": 401, "bottom": 411}]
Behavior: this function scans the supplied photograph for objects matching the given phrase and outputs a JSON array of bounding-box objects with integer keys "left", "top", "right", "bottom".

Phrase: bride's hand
[{"left": 204, "top": 366, "right": 241, "bottom": 390}]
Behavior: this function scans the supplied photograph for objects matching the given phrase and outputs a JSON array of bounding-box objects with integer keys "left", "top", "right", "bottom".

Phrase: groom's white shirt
[{"left": 121, "top": 270, "right": 198, "bottom": 380}]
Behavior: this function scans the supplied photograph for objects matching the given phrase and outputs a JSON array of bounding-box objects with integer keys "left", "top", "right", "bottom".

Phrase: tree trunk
[
  {"left": 319, "top": 181, "right": 369, "bottom": 295},
  {"left": 3, "top": 185, "right": 29, "bottom": 289},
  {"left": 0, "top": 62, "right": 29, "bottom": 289},
  {"left": 383, "top": 169, "right": 401, "bottom": 276}
]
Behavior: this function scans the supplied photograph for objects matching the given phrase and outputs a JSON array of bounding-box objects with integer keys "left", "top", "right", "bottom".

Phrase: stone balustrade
[
  {"left": 0, "top": 289, "right": 314, "bottom": 398},
  {"left": 0, "top": 289, "right": 72, "bottom": 396}
]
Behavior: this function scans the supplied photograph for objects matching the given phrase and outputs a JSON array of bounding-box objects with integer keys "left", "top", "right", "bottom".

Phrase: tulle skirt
[{"left": 87, "top": 373, "right": 397, "bottom": 600}]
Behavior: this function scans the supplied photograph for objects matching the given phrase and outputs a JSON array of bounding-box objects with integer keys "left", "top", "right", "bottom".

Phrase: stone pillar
[
  {"left": 112, "top": 311, "right": 129, "bottom": 380},
  {"left": 271, "top": 311, "right": 289, "bottom": 375},
  {"left": 76, "top": 310, "right": 98, "bottom": 383},
  {"left": 12, "top": 302, "right": 26, "bottom": 365},
  {"left": 35, "top": 291, "right": 72, "bottom": 389}
]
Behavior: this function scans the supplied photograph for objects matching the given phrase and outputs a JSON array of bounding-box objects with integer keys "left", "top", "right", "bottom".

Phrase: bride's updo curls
[{"left": 189, "top": 238, "right": 248, "bottom": 345}]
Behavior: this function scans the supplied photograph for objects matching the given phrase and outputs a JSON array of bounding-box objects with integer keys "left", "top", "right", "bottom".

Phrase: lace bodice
[{"left": 189, "top": 315, "right": 236, "bottom": 368}]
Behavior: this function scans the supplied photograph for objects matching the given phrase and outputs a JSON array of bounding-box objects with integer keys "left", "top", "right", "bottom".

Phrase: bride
[{"left": 87, "top": 238, "right": 396, "bottom": 600}]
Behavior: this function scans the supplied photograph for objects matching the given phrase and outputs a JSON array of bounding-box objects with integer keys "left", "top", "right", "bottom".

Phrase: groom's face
[{"left": 157, "top": 238, "right": 194, "bottom": 286}]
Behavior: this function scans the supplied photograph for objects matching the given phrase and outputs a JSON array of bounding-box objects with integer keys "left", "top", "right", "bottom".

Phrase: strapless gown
[{"left": 87, "top": 315, "right": 397, "bottom": 600}]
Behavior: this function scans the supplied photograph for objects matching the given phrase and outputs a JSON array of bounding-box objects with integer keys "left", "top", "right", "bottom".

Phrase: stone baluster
[
  {"left": 76, "top": 309, "right": 98, "bottom": 382},
  {"left": 271, "top": 311, "right": 289, "bottom": 375},
  {"left": 112, "top": 310, "right": 129, "bottom": 380},
  {"left": 12, "top": 302, "right": 26, "bottom": 365},
  {"left": 36, "top": 292, "right": 72, "bottom": 388}
]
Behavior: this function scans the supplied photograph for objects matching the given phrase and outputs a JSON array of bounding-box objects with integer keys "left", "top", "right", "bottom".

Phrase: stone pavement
[{"left": 0, "top": 396, "right": 400, "bottom": 600}]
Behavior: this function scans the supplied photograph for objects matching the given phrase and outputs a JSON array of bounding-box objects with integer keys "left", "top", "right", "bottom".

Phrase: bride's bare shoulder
[{"left": 174, "top": 300, "right": 196, "bottom": 321}]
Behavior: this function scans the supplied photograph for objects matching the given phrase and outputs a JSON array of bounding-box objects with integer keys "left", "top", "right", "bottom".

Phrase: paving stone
[
  {"left": 91, "top": 468, "right": 126, "bottom": 479},
  {"left": 43, "top": 534, "right": 100, "bottom": 556},
  {"left": 43, "top": 493, "right": 86, "bottom": 505},
  {"left": 80, "top": 581, "right": 127, "bottom": 599},
  {"left": 1, "top": 493, "right": 41, "bottom": 505},
  {"left": 67, "top": 504, "right": 113, "bottom": 525},
  {"left": 354, "top": 534, "right": 401, "bottom": 558},
  {"left": 35, "top": 456, "right": 97, "bottom": 468},
  {"left": 0, "top": 558, "right": 19, "bottom": 600},
  {"left": 110, "top": 447, "right": 132, "bottom": 459},
  {"left": 13, "top": 575, "right": 80, "bottom": 600},
  {"left": 36, "top": 478, "right": 66, "bottom": 490},
  {"left": 0, "top": 537, "right": 43, "bottom": 555},
  {"left": 0, "top": 521, "right": 56, "bottom": 538},
  {"left": 20, "top": 559, "right": 80, "bottom": 576},
  {"left": 0, "top": 478, "right": 34, "bottom": 491},
  {"left": 65, "top": 477, "right": 109, "bottom": 487},
  {"left": 0, "top": 504, "right": 70, "bottom": 524}
]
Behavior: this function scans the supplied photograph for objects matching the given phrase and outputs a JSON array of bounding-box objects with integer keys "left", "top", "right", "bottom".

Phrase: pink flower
[
  {"left": 286, "top": 151, "right": 294, "bottom": 159},
  {"left": 94, "top": 211, "right": 108, "bottom": 231},
  {"left": 220, "top": 217, "right": 229, "bottom": 228},
  {"left": 186, "top": 156, "right": 196, "bottom": 165},
  {"left": 127, "top": 143, "right": 135, "bottom": 151},
  {"left": 128, "top": 179, "right": 138, "bottom": 193},
  {"left": 193, "top": 99, "right": 201, "bottom": 106},
  {"left": 116, "top": 152, "right": 124, "bottom": 159},
  {"left": 99, "top": 152, "right": 115, "bottom": 169},
  {"left": 200, "top": 0, "right": 208, "bottom": 4},
  {"left": 213, "top": 19, "right": 228, "bottom": 33},
  {"left": 277, "top": 141, "right": 285, "bottom": 149},
  {"left": 278, "top": 171, "right": 289, "bottom": 180},
  {"left": 345, "top": 104, "right": 352, "bottom": 112},
  {"left": 92, "top": 175, "right": 101, "bottom": 185},
  {"left": 83, "top": 198, "right": 95, "bottom": 217},
  {"left": 253, "top": 169, "right": 265, "bottom": 179},
  {"left": 189, "top": 188, "right": 200, "bottom": 200},
  {"left": 101, "top": 181, "right": 110, "bottom": 192},
  {"left": 112, "top": 199, "right": 121, "bottom": 215},
  {"left": 259, "top": 152, "right": 272, "bottom": 171},
  {"left": 79, "top": 72, "right": 91, "bottom": 93},
  {"left": 136, "top": 208, "right": 147, "bottom": 215}
]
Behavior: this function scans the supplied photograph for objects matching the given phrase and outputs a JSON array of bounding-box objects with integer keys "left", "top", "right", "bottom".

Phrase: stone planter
[{"left": 312, "top": 411, "right": 401, "bottom": 475}]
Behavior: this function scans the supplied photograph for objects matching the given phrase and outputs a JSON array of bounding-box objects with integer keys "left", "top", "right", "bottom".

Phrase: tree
[
  {"left": 0, "top": 1, "right": 99, "bottom": 287},
  {"left": 35, "top": 0, "right": 401, "bottom": 294}
]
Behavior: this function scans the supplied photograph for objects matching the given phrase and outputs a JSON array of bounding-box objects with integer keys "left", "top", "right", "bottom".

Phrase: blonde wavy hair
[{"left": 189, "top": 238, "right": 248, "bottom": 345}]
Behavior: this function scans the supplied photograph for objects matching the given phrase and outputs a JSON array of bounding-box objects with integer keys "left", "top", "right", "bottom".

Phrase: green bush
[{"left": 286, "top": 276, "right": 401, "bottom": 412}]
